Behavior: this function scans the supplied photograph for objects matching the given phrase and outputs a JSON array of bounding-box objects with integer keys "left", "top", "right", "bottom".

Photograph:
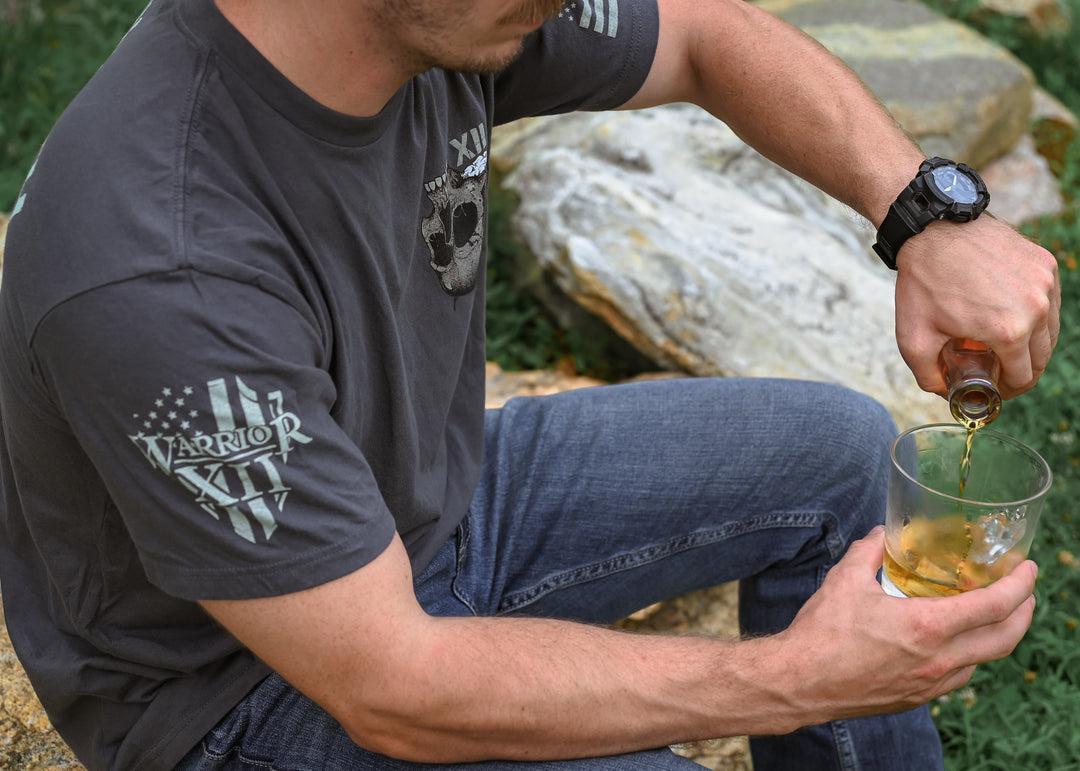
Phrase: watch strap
[{"left": 873, "top": 198, "right": 923, "bottom": 270}]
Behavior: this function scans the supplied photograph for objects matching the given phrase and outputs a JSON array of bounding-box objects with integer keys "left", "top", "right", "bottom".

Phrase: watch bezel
[{"left": 916, "top": 157, "right": 990, "bottom": 223}]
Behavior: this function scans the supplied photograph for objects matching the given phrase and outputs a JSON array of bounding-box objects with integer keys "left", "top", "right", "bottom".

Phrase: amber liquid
[
  {"left": 883, "top": 514, "right": 1023, "bottom": 598},
  {"left": 951, "top": 419, "right": 985, "bottom": 575}
]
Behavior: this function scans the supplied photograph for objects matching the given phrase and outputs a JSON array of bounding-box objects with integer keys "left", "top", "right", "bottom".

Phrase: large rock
[
  {"left": 494, "top": 104, "right": 950, "bottom": 429},
  {"left": 982, "top": 133, "right": 1065, "bottom": 225},
  {"left": 755, "top": 0, "right": 1035, "bottom": 168}
]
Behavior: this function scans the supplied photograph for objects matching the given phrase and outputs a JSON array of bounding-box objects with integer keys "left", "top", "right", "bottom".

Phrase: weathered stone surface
[
  {"left": 494, "top": 104, "right": 951, "bottom": 430},
  {"left": 1031, "top": 87, "right": 1079, "bottom": 171},
  {"left": 983, "top": 133, "right": 1065, "bottom": 225},
  {"left": 484, "top": 361, "right": 608, "bottom": 408},
  {"left": 754, "top": 0, "right": 1036, "bottom": 169},
  {"left": 490, "top": 0, "right": 1075, "bottom": 431}
]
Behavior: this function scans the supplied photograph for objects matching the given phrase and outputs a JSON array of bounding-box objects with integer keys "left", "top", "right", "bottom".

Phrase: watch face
[{"left": 930, "top": 165, "right": 979, "bottom": 204}]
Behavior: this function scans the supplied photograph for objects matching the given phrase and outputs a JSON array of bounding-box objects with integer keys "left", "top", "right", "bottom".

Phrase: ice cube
[{"left": 969, "top": 508, "right": 1027, "bottom": 565}]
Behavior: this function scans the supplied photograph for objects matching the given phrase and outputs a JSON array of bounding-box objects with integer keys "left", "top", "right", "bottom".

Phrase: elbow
[
  {"left": 333, "top": 708, "right": 426, "bottom": 762},
  {"left": 340, "top": 719, "right": 423, "bottom": 763},
  {"left": 330, "top": 689, "right": 469, "bottom": 764},
  {"left": 338, "top": 715, "right": 467, "bottom": 765}
]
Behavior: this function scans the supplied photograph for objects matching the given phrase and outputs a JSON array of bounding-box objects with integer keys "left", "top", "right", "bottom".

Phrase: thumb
[{"left": 839, "top": 525, "right": 886, "bottom": 576}]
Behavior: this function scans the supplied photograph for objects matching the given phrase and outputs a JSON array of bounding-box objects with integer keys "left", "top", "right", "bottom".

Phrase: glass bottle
[{"left": 939, "top": 338, "right": 1001, "bottom": 429}]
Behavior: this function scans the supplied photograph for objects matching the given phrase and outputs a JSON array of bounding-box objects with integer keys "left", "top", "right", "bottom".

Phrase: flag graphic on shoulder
[
  {"left": 128, "top": 377, "right": 313, "bottom": 544},
  {"left": 559, "top": 0, "right": 620, "bottom": 37}
]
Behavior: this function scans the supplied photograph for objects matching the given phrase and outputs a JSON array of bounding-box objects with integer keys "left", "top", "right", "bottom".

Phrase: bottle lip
[
  {"left": 947, "top": 380, "right": 1001, "bottom": 428},
  {"left": 948, "top": 377, "right": 996, "bottom": 389}
]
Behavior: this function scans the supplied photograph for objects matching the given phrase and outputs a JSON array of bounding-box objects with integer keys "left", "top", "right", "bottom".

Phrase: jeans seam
[
  {"left": 830, "top": 717, "right": 861, "bottom": 771},
  {"left": 497, "top": 510, "right": 831, "bottom": 614},
  {"left": 197, "top": 743, "right": 278, "bottom": 769}
]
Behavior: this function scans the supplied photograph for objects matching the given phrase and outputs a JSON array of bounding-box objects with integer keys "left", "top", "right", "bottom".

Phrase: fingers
[
  {"left": 904, "top": 560, "right": 1037, "bottom": 676},
  {"left": 939, "top": 559, "right": 1037, "bottom": 633},
  {"left": 951, "top": 593, "right": 1036, "bottom": 664},
  {"left": 893, "top": 298, "right": 950, "bottom": 397},
  {"left": 847, "top": 525, "right": 885, "bottom": 566},
  {"left": 994, "top": 336, "right": 1036, "bottom": 400},
  {"left": 997, "top": 261, "right": 1060, "bottom": 399},
  {"left": 894, "top": 220, "right": 1060, "bottom": 400},
  {"left": 784, "top": 532, "right": 1036, "bottom": 720}
]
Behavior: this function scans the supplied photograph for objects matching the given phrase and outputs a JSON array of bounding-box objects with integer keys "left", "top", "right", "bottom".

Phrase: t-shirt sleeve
[
  {"left": 30, "top": 269, "right": 397, "bottom": 601},
  {"left": 493, "top": 0, "right": 660, "bottom": 124}
]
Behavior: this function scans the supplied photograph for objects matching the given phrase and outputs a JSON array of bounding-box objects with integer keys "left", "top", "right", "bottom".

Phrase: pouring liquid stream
[{"left": 947, "top": 339, "right": 1000, "bottom": 588}]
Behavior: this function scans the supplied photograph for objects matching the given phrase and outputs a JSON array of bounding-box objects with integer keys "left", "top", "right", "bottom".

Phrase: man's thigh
[{"left": 452, "top": 376, "right": 896, "bottom": 625}]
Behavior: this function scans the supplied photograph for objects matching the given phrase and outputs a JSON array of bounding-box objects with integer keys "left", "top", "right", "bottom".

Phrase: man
[{"left": 0, "top": 0, "right": 1060, "bottom": 769}]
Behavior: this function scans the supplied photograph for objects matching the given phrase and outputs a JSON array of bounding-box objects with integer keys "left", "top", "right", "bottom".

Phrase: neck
[{"left": 213, "top": 0, "right": 419, "bottom": 117}]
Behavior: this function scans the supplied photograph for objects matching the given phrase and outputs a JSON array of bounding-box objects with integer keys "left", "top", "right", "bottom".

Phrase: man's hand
[
  {"left": 768, "top": 526, "right": 1037, "bottom": 725},
  {"left": 893, "top": 203, "right": 1061, "bottom": 401}
]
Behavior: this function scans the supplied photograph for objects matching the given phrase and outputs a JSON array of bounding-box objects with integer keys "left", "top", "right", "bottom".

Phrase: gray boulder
[{"left": 495, "top": 106, "right": 949, "bottom": 428}]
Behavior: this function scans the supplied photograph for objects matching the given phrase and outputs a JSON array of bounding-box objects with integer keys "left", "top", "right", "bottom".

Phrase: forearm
[
  {"left": 204, "top": 538, "right": 800, "bottom": 763},
  {"left": 206, "top": 533, "right": 1036, "bottom": 765},
  {"left": 339, "top": 615, "right": 799, "bottom": 763},
  {"left": 631, "top": 0, "right": 923, "bottom": 225}
]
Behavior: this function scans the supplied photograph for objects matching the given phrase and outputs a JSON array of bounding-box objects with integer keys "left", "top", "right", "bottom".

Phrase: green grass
[{"left": 3, "top": 2, "right": 1080, "bottom": 767}]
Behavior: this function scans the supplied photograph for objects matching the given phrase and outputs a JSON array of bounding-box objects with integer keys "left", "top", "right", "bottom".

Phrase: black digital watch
[{"left": 873, "top": 157, "right": 990, "bottom": 270}]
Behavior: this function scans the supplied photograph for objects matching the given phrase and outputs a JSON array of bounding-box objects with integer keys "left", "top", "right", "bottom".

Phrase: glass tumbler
[{"left": 881, "top": 424, "right": 1052, "bottom": 598}]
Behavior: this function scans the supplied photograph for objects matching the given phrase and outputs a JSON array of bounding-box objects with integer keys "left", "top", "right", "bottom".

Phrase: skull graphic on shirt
[{"left": 421, "top": 154, "right": 487, "bottom": 297}]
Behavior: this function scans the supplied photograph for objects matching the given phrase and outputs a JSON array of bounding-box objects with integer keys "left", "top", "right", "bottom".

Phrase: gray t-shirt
[{"left": 0, "top": 0, "right": 658, "bottom": 768}]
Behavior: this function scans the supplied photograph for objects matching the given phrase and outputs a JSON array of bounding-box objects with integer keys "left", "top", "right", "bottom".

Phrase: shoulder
[{"left": 494, "top": 0, "right": 660, "bottom": 121}]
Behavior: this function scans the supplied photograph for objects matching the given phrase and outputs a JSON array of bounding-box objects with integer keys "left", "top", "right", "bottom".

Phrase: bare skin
[{"left": 202, "top": 0, "right": 1055, "bottom": 762}]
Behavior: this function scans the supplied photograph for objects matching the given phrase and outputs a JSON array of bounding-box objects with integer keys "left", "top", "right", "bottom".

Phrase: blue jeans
[{"left": 176, "top": 378, "right": 944, "bottom": 770}]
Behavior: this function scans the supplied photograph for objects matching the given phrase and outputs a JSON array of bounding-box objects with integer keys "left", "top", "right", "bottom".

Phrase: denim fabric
[{"left": 176, "top": 378, "right": 944, "bottom": 770}]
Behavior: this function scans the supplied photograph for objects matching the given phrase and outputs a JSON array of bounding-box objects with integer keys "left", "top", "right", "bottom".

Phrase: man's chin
[{"left": 447, "top": 41, "right": 528, "bottom": 76}]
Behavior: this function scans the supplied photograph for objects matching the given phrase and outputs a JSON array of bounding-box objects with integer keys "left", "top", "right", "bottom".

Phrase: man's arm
[
  {"left": 625, "top": 0, "right": 1060, "bottom": 399},
  {"left": 202, "top": 530, "right": 1035, "bottom": 762}
]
